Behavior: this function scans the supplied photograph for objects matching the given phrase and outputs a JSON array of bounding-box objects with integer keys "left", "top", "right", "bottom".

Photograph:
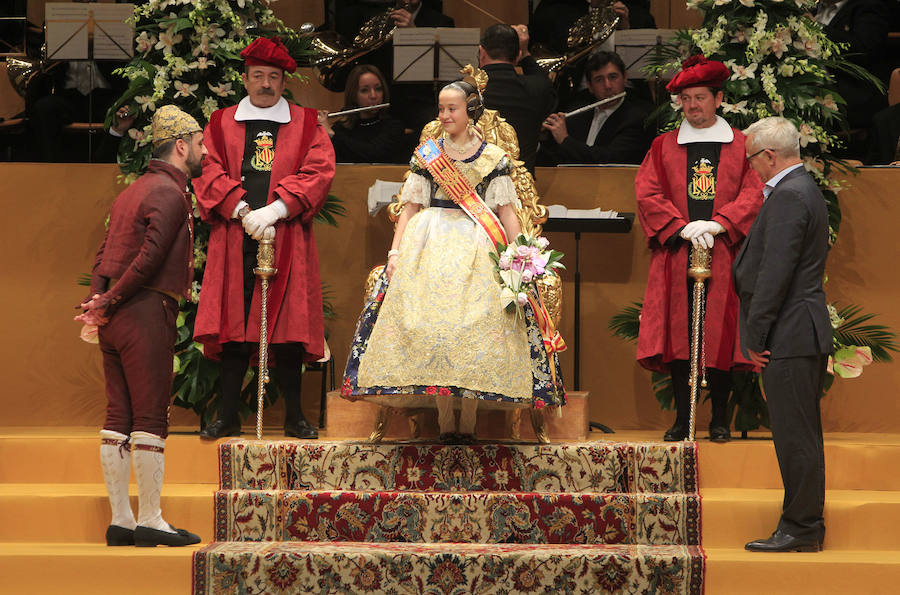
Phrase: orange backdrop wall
[{"left": 1, "top": 164, "right": 898, "bottom": 432}]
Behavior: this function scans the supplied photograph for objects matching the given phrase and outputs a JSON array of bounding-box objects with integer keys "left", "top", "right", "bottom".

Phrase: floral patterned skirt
[{"left": 341, "top": 208, "right": 565, "bottom": 409}]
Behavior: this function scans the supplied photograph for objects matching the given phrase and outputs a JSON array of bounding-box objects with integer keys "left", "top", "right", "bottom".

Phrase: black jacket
[
  {"left": 539, "top": 91, "right": 653, "bottom": 165},
  {"left": 733, "top": 167, "right": 832, "bottom": 359},
  {"left": 482, "top": 57, "right": 557, "bottom": 174}
]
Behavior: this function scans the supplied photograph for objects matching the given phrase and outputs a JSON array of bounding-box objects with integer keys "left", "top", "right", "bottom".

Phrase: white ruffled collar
[
  {"left": 234, "top": 96, "right": 291, "bottom": 123},
  {"left": 677, "top": 115, "right": 734, "bottom": 144}
]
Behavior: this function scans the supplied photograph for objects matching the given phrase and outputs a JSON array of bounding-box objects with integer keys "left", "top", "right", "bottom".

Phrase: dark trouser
[
  {"left": 762, "top": 354, "right": 827, "bottom": 542},
  {"left": 99, "top": 290, "right": 178, "bottom": 438},
  {"left": 669, "top": 360, "right": 731, "bottom": 427},
  {"left": 217, "top": 342, "right": 306, "bottom": 427}
]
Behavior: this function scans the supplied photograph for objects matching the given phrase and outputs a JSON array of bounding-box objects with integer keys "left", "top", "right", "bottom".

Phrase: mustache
[{"left": 256, "top": 88, "right": 276, "bottom": 96}]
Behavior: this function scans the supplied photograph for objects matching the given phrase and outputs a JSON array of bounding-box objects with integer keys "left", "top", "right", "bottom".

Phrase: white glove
[
  {"left": 243, "top": 202, "right": 284, "bottom": 240},
  {"left": 692, "top": 232, "right": 715, "bottom": 250},
  {"left": 261, "top": 226, "right": 276, "bottom": 241},
  {"left": 680, "top": 220, "right": 725, "bottom": 240}
]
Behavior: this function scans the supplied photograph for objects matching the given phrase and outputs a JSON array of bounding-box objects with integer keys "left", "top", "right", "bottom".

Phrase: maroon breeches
[{"left": 98, "top": 290, "right": 178, "bottom": 438}]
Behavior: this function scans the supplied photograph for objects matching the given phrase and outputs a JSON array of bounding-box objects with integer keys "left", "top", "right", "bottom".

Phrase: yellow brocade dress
[{"left": 341, "top": 141, "right": 565, "bottom": 410}]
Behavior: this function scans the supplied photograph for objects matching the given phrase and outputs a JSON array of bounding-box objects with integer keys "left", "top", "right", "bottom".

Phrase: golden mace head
[
  {"left": 688, "top": 246, "right": 712, "bottom": 280},
  {"left": 253, "top": 235, "right": 277, "bottom": 279}
]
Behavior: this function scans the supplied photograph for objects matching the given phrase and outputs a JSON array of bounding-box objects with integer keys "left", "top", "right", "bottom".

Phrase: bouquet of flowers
[{"left": 490, "top": 235, "right": 564, "bottom": 316}]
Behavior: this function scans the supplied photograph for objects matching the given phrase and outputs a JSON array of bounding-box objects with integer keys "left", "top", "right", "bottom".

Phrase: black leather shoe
[
  {"left": 284, "top": 419, "right": 318, "bottom": 439},
  {"left": 663, "top": 423, "right": 688, "bottom": 442},
  {"left": 134, "top": 525, "right": 201, "bottom": 547},
  {"left": 199, "top": 419, "right": 241, "bottom": 440},
  {"left": 745, "top": 530, "right": 823, "bottom": 552},
  {"left": 455, "top": 433, "right": 476, "bottom": 445},
  {"left": 439, "top": 433, "right": 458, "bottom": 445},
  {"left": 708, "top": 425, "right": 731, "bottom": 443},
  {"left": 105, "top": 524, "right": 135, "bottom": 546}
]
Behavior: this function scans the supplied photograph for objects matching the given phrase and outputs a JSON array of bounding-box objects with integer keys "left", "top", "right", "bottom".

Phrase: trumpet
[{"left": 326, "top": 103, "right": 390, "bottom": 118}]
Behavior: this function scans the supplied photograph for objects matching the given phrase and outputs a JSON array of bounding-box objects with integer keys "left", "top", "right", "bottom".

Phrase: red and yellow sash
[{"left": 414, "top": 139, "right": 508, "bottom": 247}]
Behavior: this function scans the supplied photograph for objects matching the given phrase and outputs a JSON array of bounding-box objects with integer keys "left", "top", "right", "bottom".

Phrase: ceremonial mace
[
  {"left": 687, "top": 246, "right": 711, "bottom": 442},
  {"left": 254, "top": 228, "right": 277, "bottom": 440}
]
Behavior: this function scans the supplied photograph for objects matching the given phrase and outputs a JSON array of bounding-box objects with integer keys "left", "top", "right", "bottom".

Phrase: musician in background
[
  {"left": 318, "top": 64, "right": 405, "bottom": 163},
  {"left": 634, "top": 55, "right": 762, "bottom": 443},
  {"left": 480, "top": 23, "right": 556, "bottom": 175},
  {"left": 538, "top": 50, "right": 652, "bottom": 165},
  {"left": 335, "top": 0, "right": 455, "bottom": 137}
]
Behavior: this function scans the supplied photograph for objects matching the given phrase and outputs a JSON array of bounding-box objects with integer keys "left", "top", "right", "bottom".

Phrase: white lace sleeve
[
  {"left": 399, "top": 172, "right": 431, "bottom": 207},
  {"left": 484, "top": 174, "right": 520, "bottom": 210}
]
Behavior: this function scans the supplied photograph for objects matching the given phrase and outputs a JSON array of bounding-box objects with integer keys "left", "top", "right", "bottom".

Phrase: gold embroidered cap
[{"left": 151, "top": 105, "right": 201, "bottom": 146}]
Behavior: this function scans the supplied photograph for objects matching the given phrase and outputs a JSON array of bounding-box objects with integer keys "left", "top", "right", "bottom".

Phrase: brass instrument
[
  {"left": 5, "top": 55, "right": 61, "bottom": 98},
  {"left": 687, "top": 246, "right": 712, "bottom": 442},
  {"left": 301, "top": 1, "right": 411, "bottom": 92},
  {"left": 532, "top": 1, "right": 619, "bottom": 83}
]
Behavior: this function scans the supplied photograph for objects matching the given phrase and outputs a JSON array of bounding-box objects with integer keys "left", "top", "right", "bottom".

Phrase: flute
[
  {"left": 327, "top": 103, "right": 390, "bottom": 118},
  {"left": 563, "top": 92, "right": 627, "bottom": 118}
]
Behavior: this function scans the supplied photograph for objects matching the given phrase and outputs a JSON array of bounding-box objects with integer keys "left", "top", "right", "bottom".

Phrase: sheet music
[
  {"left": 546, "top": 205, "right": 619, "bottom": 219},
  {"left": 614, "top": 28, "right": 677, "bottom": 80},
  {"left": 45, "top": 2, "right": 134, "bottom": 60},
  {"left": 393, "top": 27, "right": 479, "bottom": 82}
]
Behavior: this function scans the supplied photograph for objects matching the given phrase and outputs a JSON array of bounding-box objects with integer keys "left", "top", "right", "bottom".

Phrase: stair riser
[
  {"left": 214, "top": 490, "right": 700, "bottom": 546},
  {"left": 219, "top": 440, "right": 698, "bottom": 494},
  {"left": 0, "top": 493, "right": 213, "bottom": 543},
  {"left": 193, "top": 542, "right": 705, "bottom": 595},
  {"left": 698, "top": 441, "right": 900, "bottom": 491},
  {"left": 703, "top": 494, "right": 900, "bottom": 551}
]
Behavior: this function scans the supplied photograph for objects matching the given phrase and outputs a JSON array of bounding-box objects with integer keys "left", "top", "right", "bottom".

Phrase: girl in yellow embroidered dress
[{"left": 341, "top": 80, "right": 565, "bottom": 441}]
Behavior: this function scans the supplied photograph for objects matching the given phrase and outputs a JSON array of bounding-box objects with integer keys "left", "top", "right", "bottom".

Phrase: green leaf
[{"left": 608, "top": 302, "right": 642, "bottom": 343}]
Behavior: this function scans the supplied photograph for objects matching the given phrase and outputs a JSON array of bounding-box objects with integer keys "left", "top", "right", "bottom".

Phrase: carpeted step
[
  {"left": 702, "top": 487, "right": 900, "bottom": 551},
  {"left": 218, "top": 440, "right": 699, "bottom": 494},
  {"left": 193, "top": 541, "right": 705, "bottom": 594},
  {"left": 213, "top": 489, "right": 700, "bottom": 545},
  {"left": 0, "top": 483, "right": 215, "bottom": 543}
]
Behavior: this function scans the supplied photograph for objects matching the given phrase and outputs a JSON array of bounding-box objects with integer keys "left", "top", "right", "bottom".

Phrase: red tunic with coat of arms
[{"left": 634, "top": 127, "right": 763, "bottom": 372}]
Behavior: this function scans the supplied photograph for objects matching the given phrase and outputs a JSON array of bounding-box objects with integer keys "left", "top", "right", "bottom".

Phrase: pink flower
[
  {"left": 79, "top": 324, "right": 99, "bottom": 344},
  {"left": 521, "top": 269, "right": 534, "bottom": 284},
  {"left": 516, "top": 292, "right": 528, "bottom": 306},
  {"left": 498, "top": 254, "right": 511, "bottom": 269},
  {"left": 532, "top": 253, "right": 549, "bottom": 275},
  {"left": 536, "top": 237, "right": 550, "bottom": 250},
  {"left": 516, "top": 245, "right": 531, "bottom": 259}
]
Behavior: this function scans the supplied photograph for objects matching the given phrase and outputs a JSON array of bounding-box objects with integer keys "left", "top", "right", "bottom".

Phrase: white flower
[
  {"left": 794, "top": 38, "right": 821, "bottom": 58},
  {"left": 135, "top": 95, "right": 156, "bottom": 112},
  {"left": 201, "top": 96, "right": 219, "bottom": 119},
  {"left": 190, "top": 57, "right": 215, "bottom": 70},
  {"left": 135, "top": 31, "right": 157, "bottom": 54},
  {"left": 730, "top": 62, "right": 758, "bottom": 81},
  {"left": 173, "top": 80, "right": 199, "bottom": 98},
  {"left": 738, "top": 0, "right": 755, "bottom": 6},
  {"left": 798, "top": 123, "right": 818, "bottom": 147},
  {"left": 722, "top": 100, "right": 750, "bottom": 115},
  {"left": 207, "top": 81, "right": 234, "bottom": 97},
  {"left": 155, "top": 27, "right": 183, "bottom": 55},
  {"left": 818, "top": 94, "right": 838, "bottom": 111}
]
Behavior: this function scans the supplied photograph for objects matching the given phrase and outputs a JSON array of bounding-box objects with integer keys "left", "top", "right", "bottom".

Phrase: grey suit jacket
[{"left": 732, "top": 166, "right": 832, "bottom": 359}]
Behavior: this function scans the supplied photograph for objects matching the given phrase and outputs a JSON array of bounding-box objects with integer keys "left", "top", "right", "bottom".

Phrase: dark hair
[
  {"left": 479, "top": 24, "right": 519, "bottom": 63},
  {"left": 340, "top": 64, "right": 390, "bottom": 127},
  {"left": 584, "top": 51, "right": 626, "bottom": 80},
  {"left": 151, "top": 138, "right": 178, "bottom": 159},
  {"left": 441, "top": 79, "right": 484, "bottom": 122}
]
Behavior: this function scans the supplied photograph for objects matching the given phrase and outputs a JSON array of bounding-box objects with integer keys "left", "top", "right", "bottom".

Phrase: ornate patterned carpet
[{"left": 193, "top": 441, "right": 705, "bottom": 594}]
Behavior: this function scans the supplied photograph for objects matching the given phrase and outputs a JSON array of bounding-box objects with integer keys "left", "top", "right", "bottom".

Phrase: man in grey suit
[{"left": 734, "top": 117, "right": 833, "bottom": 553}]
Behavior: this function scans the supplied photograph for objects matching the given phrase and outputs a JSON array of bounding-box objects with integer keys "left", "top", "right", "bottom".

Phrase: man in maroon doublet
[
  {"left": 635, "top": 55, "right": 763, "bottom": 442},
  {"left": 193, "top": 37, "right": 336, "bottom": 439},
  {"left": 77, "top": 105, "right": 206, "bottom": 547}
]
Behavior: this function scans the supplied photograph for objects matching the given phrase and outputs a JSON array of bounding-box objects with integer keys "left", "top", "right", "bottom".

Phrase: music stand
[
  {"left": 45, "top": 2, "right": 133, "bottom": 161},
  {"left": 393, "top": 27, "right": 479, "bottom": 84}
]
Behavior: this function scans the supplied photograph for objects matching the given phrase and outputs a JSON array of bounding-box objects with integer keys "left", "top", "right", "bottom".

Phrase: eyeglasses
[{"left": 746, "top": 147, "right": 773, "bottom": 160}]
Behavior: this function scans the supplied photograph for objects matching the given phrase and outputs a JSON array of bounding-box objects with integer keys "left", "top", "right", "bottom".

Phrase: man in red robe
[
  {"left": 635, "top": 55, "right": 763, "bottom": 442},
  {"left": 194, "top": 37, "right": 336, "bottom": 439}
]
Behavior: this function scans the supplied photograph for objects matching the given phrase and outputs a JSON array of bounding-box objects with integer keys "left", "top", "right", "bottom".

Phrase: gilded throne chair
[{"left": 364, "top": 66, "right": 563, "bottom": 444}]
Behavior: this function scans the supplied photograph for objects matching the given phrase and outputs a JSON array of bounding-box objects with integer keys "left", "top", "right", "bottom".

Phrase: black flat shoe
[
  {"left": 455, "top": 433, "right": 476, "bottom": 445},
  {"left": 708, "top": 425, "right": 731, "bottom": 443},
  {"left": 134, "top": 525, "right": 201, "bottom": 547},
  {"left": 284, "top": 419, "right": 318, "bottom": 439},
  {"left": 199, "top": 419, "right": 241, "bottom": 440},
  {"left": 438, "top": 433, "right": 458, "bottom": 445},
  {"left": 663, "top": 423, "right": 688, "bottom": 442},
  {"left": 745, "top": 530, "right": 822, "bottom": 553},
  {"left": 105, "top": 524, "right": 135, "bottom": 546}
]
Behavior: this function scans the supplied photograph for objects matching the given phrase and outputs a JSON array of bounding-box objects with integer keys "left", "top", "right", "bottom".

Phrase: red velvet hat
[
  {"left": 665, "top": 54, "right": 730, "bottom": 94},
  {"left": 240, "top": 36, "right": 297, "bottom": 73}
]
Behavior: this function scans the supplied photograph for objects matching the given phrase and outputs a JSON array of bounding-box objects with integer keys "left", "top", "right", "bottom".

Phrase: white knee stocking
[
  {"left": 99, "top": 430, "right": 136, "bottom": 530},
  {"left": 131, "top": 431, "right": 174, "bottom": 533}
]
